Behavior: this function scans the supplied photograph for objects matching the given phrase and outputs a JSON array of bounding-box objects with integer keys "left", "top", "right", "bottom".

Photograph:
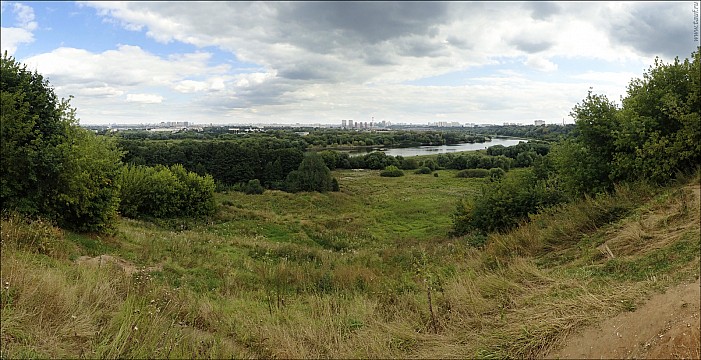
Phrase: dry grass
[{"left": 1, "top": 172, "right": 699, "bottom": 359}]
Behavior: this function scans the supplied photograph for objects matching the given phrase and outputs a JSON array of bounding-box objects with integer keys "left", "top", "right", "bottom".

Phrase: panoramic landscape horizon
[{"left": 1, "top": 1, "right": 697, "bottom": 125}]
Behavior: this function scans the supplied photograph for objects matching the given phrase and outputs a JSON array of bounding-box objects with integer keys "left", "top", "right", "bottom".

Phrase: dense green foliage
[
  {"left": 303, "top": 129, "right": 490, "bottom": 147},
  {"left": 453, "top": 48, "right": 701, "bottom": 238},
  {"left": 119, "top": 138, "right": 305, "bottom": 188},
  {"left": 415, "top": 166, "right": 433, "bottom": 174},
  {"left": 285, "top": 152, "right": 337, "bottom": 193},
  {"left": 456, "top": 169, "right": 490, "bottom": 178},
  {"left": 436, "top": 152, "right": 513, "bottom": 171},
  {"left": 1, "top": 53, "right": 122, "bottom": 232},
  {"left": 553, "top": 51, "right": 700, "bottom": 196},
  {"left": 118, "top": 132, "right": 533, "bottom": 191},
  {"left": 243, "top": 179, "right": 265, "bottom": 195},
  {"left": 379, "top": 165, "right": 404, "bottom": 177},
  {"left": 117, "top": 164, "right": 216, "bottom": 219},
  {"left": 477, "top": 124, "right": 576, "bottom": 141},
  {"left": 452, "top": 169, "right": 563, "bottom": 235}
]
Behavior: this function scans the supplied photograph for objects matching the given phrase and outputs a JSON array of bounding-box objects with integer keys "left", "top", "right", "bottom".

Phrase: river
[{"left": 345, "top": 138, "right": 528, "bottom": 157}]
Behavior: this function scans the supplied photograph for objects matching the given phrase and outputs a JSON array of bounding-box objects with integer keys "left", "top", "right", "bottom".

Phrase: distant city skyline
[{"left": 2, "top": 2, "right": 696, "bottom": 125}]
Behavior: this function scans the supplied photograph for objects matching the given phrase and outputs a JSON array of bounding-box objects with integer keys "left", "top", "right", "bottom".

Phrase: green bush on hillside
[
  {"left": 456, "top": 169, "right": 490, "bottom": 178},
  {"left": 117, "top": 164, "right": 216, "bottom": 219},
  {"left": 415, "top": 166, "right": 433, "bottom": 174},
  {"left": 243, "top": 179, "right": 265, "bottom": 195},
  {"left": 452, "top": 169, "right": 564, "bottom": 236},
  {"left": 380, "top": 165, "right": 404, "bottom": 177}
]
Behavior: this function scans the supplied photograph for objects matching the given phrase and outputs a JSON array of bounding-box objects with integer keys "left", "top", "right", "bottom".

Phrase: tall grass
[{"left": 1, "top": 169, "right": 698, "bottom": 358}]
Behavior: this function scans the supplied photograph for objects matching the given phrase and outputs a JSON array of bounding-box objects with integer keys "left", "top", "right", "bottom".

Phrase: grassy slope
[{"left": 1, "top": 169, "right": 699, "bottom": 358}]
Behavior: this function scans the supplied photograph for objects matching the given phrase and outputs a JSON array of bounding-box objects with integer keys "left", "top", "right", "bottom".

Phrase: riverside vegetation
[{"left": 1, "top": 49, "right": 699, "bottom": 358}]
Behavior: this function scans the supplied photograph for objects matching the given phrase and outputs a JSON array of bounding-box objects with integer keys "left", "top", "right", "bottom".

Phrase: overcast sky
[{"left": 1, "top": 1, "right": 698, "bottom": 125}]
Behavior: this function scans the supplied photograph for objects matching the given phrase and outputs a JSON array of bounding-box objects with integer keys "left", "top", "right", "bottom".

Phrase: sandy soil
[
  {"left": 547, "top": 183, "right": 701, "bottom": 359},
  {"left": 546, "top": 278, "right": 700, "bottom": 359}
]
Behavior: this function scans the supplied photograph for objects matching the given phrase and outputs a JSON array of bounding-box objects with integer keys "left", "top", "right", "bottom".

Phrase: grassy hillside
[{"left": 1, "top": 169, "right": 699, "bottom": 358}]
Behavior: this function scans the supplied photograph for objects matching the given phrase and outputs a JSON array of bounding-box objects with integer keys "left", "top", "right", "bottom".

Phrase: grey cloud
[
  {"left": 445, "top": 35, "right": 472, "bottom": 49},
  {"left": 604, "top": 2, "right": 694, "bottom": 58},
  {"left": 396, "top": 38, "right": 447, "bottom": 58},
  {"left": 510, "top": 36, "right": 554, "bottom": 54},
  {"left": 278, "top": 2, "right": 450, "bottom": 45},
  {"left": 527, "top": 2, "right": 561, "bottom": 20}
]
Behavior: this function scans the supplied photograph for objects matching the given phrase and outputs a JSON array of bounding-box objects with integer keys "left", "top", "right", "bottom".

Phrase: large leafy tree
[
  {"left": 285, "top": 152, "right": 336, "bottom": 193},
  {"left": 1, "top": 53, "right": 122, "bottom": 232},
  {"left": 612, "top": 51, "right": 701, "bottom": 183}
]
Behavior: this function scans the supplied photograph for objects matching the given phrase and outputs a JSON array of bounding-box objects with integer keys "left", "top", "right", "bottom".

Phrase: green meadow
[{"left": 2, "top": 168, "right": 699, "bottom": 358}]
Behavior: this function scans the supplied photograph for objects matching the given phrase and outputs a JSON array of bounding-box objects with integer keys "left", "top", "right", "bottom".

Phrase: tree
[
  {"left": 286, "top": 152, "right": 334, "bottom": 192},
  {"left": 612, "top": 51, "right": 701, "bottom": 184},
  {"left": 1, "top": 52, "right": 122, "bottom": 232}
]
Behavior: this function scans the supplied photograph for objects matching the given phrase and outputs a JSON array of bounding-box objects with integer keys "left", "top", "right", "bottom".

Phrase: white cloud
[
  {"left": 0, "top": 2, "right": 38, "bottom": 55},
  {"left": 12, "top": 2, "right": 687, "bottom": 125},
  {"left": 524, "top": 56, "right": 558, "bottom": 72},
  {"left": 12, "top": 2, "right": 37, "bottom": 31},
  {"left": 0, "top": 27, "right": 33, "bottom": 55},
  {"left": 126, "top": 93, "right": 163, "bottom": 104},
  {"left": 23, "top": 45, "right": 229, "bottom": 89}
]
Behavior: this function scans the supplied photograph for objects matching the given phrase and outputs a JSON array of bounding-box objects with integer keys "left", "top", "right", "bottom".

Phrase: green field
[{"left": 2, "top": 169, "right": 699, "bottom": 358}]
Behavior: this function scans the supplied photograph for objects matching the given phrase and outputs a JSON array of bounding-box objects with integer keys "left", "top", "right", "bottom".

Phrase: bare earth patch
[
  {"left": 547, "top": 184, "right": 701, "bottom": 359},
  {"left": 546, "top": 278, "right": 700, "bottom": 359}
]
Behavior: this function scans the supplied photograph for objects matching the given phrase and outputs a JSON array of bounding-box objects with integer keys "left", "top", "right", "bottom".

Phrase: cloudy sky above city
[{"left": 1, "top": 1, "right": 698, "bottom": 125}]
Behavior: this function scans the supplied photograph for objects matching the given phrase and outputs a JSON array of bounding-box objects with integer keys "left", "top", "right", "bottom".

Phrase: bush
[
  {"left": 331, "top": 177, "right": 340, "bottom": 192},
  {"left": 286, "top": 152, "right": 334, "bottom": 192},
  {"left": 456, "top": 169, "right": 490, "bottom": 178},
  {"left": 117, "top": 164, "right": 216, "bottom": 219},
  {"left": 415, "top": 166, "right": 432, "bottom": 174},
  {"left": 452, "top": 169, "right": 564, "bottom": 236},
  {"left": 398, "top": 156, "right": 419, "bottom": 170},
  {"left": 380, "top": 165, "right": 404, "bottom": 177},
  {"left": 243, "top": 179, "right": 265, "bottom": 195},
  {"left": 489, "top": 167, "right": 506, "bottom": 181}
]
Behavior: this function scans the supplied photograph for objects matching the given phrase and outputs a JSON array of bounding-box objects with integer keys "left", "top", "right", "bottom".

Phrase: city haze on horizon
[{"left": 1, "top": 1, "right": 697, "bottom": 126}]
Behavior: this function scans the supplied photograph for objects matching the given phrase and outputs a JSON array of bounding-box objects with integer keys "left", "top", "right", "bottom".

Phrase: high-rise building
[
  {"left": 342, "top": 119, "right": 347, "bottom": 128},
  {"left": 348, "top": 120, "right": 354, "bottom": 128}
]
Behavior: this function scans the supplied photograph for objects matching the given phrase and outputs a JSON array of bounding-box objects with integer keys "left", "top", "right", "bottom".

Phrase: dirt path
[
  {"left": 547, "top": 183, "right": 701, "bottom": 359},
  {"left": 546, "top": 278, "right": 700, "bottom": 359}
]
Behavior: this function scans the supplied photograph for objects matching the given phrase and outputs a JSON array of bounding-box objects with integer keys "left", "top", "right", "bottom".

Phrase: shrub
[
  {"left": 380, "top": 165, "right": 404, "bottom": 177},
  {"left": 452, "top": 169, "right": 564, "bottom": 236},
  {"left": 415, "top": 166, "right": 432, "bottom": 174},
  {"left": 117, "top": 164, "right": 216, "bottom": 219},
  {"left": 398, "top": 156, "right": 419, "bottom": 170},
  {"left": 331, "top": 177, "right": 340, "bottom": 192},
  {"left": 243, "top": 179, "right": 265, "bottom": 195},
  {"left": 489, "top": 167, "right": 506, "bottom": 181},
  {"left": 456, "top": 169, "right": 490, "bottom": 178}
]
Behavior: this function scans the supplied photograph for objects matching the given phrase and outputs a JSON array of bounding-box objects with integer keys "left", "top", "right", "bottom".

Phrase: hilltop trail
[{"left": 546, "top": 184, "right": 701, "bottom": 359}]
